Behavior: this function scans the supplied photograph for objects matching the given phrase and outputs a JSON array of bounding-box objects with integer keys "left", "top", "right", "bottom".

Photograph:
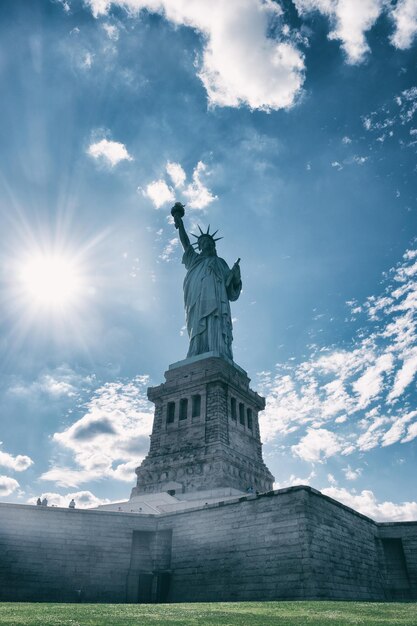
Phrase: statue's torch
[{"left": 171, "top": 202, "right": 185, "bottom": 229}]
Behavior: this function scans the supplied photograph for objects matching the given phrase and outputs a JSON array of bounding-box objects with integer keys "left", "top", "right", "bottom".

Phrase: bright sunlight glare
[{"left": 19, "top": 254, "right": 82, "bottom": 309}]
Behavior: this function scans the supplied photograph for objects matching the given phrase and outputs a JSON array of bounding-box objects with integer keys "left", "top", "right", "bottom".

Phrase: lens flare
[{"left": 18, "top": 253, "right": 82, "bottom": 309}]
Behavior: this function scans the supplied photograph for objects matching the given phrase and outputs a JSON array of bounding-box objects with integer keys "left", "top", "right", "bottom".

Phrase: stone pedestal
[{"left": 131, "top": 356, "right": 274, "bottom": 497}]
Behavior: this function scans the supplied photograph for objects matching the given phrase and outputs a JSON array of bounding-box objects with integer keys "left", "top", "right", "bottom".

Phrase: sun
[
  {"left": 18, "top": 253, "right": 82, "bottom": 309},
  {"left": 4, "top": 228, "right": 102, "bottom": 351}
]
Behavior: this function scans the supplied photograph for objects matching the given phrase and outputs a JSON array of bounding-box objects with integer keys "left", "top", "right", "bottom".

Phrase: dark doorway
[
  {"left": 138, "top": 573, "right": 153, "bottom": 603},
  {"left": 127, "top": 530, "right": 172, "bottom": 603},
  {"left": 381, "top": 538, "right": 411, "bottom": 600},
  {"left": 156, "top": 572, "right": 171, "bottom": 603}
]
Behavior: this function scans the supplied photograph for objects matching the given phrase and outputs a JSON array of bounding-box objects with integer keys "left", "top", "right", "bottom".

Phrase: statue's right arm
[{"left": 176, "top": 217, "right": 191, "bottom": 251}]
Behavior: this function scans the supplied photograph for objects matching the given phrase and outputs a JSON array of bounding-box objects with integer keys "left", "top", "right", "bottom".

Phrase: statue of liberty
[{"left": 171, "top": 202, "right": 242, "bottom": 361}]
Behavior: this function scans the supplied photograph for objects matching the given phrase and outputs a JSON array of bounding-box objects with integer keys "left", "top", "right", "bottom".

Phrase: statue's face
[{"left": 198, "top": 236, "right": 216, "bottom": 255}]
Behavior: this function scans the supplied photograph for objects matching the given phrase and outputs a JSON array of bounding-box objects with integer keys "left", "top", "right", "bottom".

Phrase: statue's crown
[{"left": 191, "top": 225, "right": 223, "bottom": 248}]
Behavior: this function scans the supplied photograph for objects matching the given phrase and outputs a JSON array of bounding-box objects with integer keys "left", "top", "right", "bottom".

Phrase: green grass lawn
[{"left": 0, "top": 602, "right": 416, "bottom": 626}]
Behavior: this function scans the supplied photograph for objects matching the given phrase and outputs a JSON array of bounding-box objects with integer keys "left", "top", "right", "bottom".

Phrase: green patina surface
[{"left": 0, "top": 602, "right": 416, "bottom": 626}]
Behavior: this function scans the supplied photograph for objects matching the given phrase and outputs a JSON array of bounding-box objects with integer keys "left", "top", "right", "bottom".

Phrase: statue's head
[
  {"left": 198, "top": 234, "right": 216, "bottom": 255},
  {"left": 191, "top": 225, "right": 222, "bottom": 257}
]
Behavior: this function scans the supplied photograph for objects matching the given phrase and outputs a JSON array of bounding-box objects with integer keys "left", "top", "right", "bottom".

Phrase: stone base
[
  {"left": 131, "top": 356, "right": 274, "bottom": 498},
  {"left": 168, "top": 351, "right": 246, "bottom": 375}
]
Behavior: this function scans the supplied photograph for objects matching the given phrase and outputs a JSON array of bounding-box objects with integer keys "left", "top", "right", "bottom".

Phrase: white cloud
[
  {"left": 332, "top": 155, "right": 369, "bottom": 170},
  {"left": 275, "top": 469, "right": 317, "bottom": 489},
  {"left": 390, "top": 0, "right": 417, "bottom": 49},
  {"left": 357, "top": 413, "right": 390, "bottom": 451},
  {"left": 363, "top": 116, "right": 372, "bottom": 131},
  {"left": 323, "top": 486, "right": 417, "bottom": 522},
  {"left": 0, "top": 445, "right": 33, "bottom": 472},
  {"left": 381, "top": 410, "right": 417, "bottom": 447},
  {"left": 8, "top": 366, "right": 93, "bottom": 400},
  {"left": 39, "top": 468, "right": 97, "bottom": 489},
  {"left": 353, "top": 353, "right": 394, "bottom": 409},
  {"left": 364, "top": 104, "right": 416, "bottom": 161},
  {"left": 0, "top": 475, "right": 20, "bottom": 497},
  {"left": 258, "top": 372, "right": 312, "bottom": 441},
  {"left": 259, "top": 244, "right": 417, "bottom": 461},
  {"left": 142, "top": 179, "right": 175, "bottom": 209},
  {"left": 143, "top": 161, "right": 216, "bottom": 210},
  {"left": 103, "top": 23, "right": 119, "bottom": 40},
  {"left": 352, "top": 155, "right": 368, "bottom": 165},
  {"left": 57, "top": 0, "right": 71, "bottom": 12},
  {"left": 27, "top": 490, "right": 112, "bottom": 509},
  {"left": 294, "top": 1, "right": 417, "bottom": 60},
  {"left": 40, "top": 376, "right": 77, "bottom": 397},
  {"left": 111, "top": 459, "right": 139, "bottom": 481},
  {"left": 402, "top": 420, "right": 417, "bottom": 443},
  {"left": 159, "top": 237, "right": 179, "bottom": 262},
  {"left": 85, "top": 0, "right": 305, "bottom": 111},
  {"left": 82, "top": 51, "right": 94, "bottom": 68},
  {"left": 258, "top": 347, "right": 366, "bottom": 443},
  {"left": 294, "top": 0, "right": 384, "bottom": 64},
  {"left": 166, "top": 161, "right": 186, "bottom": 188},
  {"left": 327, "top": 473, "right": 337, "bottom": 485},
  {"left": 183, "top": 161, "right": 216, "bottom": 209},
  {"left": 343, "top": 465, "right": 362, "bottom": 480},
  {"left": 87, "top": 0, "right": 110, "bottom": 15},
  {"left": 388, "top": 348, "right": 417, "bottom": 402},
  {"left": 292, "top": 427, "right": 343, "bottom": 462},
  {"left": 42, "top": 376, "right": 153, "bottom": 488},
  {"left": 87, "top": 138, "right": 133, "bottom": 167}
]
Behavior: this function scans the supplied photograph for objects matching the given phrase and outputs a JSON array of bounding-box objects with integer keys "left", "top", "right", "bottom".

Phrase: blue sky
[{"left": 1, "top": 0, "right": 417, "bottom": 519}]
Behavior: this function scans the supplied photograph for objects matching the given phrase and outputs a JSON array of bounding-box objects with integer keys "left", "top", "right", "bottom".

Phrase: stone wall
[
  {"left": 158, "top": 487, "right": 412, "bottom": 602},
  {"left": 0, "top": 503, "right": 158, "bottom": 602},
  {"left": 303, "top": 490, "right": 383, "bottom": 600},
  {"left": 1, "top": 487, "right": 416, "bottom": 603},
  {"left": 159, "top": 488, "right": 311, "bottom": 601}
]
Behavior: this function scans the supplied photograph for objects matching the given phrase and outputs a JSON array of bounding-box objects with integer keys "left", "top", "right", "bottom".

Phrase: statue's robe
[{"left": 182, "top": 246, "right": 242, "bottom": 360}]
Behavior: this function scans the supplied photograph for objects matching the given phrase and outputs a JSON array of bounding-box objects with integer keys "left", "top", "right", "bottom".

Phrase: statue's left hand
[
  {"left": 233, "top": 264, "right": 241, "bottom": 282},
  {"left": 230, "top": 259, "right": 241, "bottom": 284}
]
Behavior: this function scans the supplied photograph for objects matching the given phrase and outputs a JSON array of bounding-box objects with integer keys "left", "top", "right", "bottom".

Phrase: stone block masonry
[
  {"left": 0, "top": 504, "right": 158, "bottom": 602},
  {"left": 132, "top": 356, "right": 274, "bottom": 497},
  {"left": 1, "top": 486, "right": 416, "bottom": 602},
  {"left": 158, "top": 487, "right": 312, "bottom": 602}
]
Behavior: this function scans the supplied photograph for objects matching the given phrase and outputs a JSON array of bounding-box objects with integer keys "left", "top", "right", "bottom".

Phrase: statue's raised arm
[{"left": 171, "top": 202, "right": 242, "bottom": 362}]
